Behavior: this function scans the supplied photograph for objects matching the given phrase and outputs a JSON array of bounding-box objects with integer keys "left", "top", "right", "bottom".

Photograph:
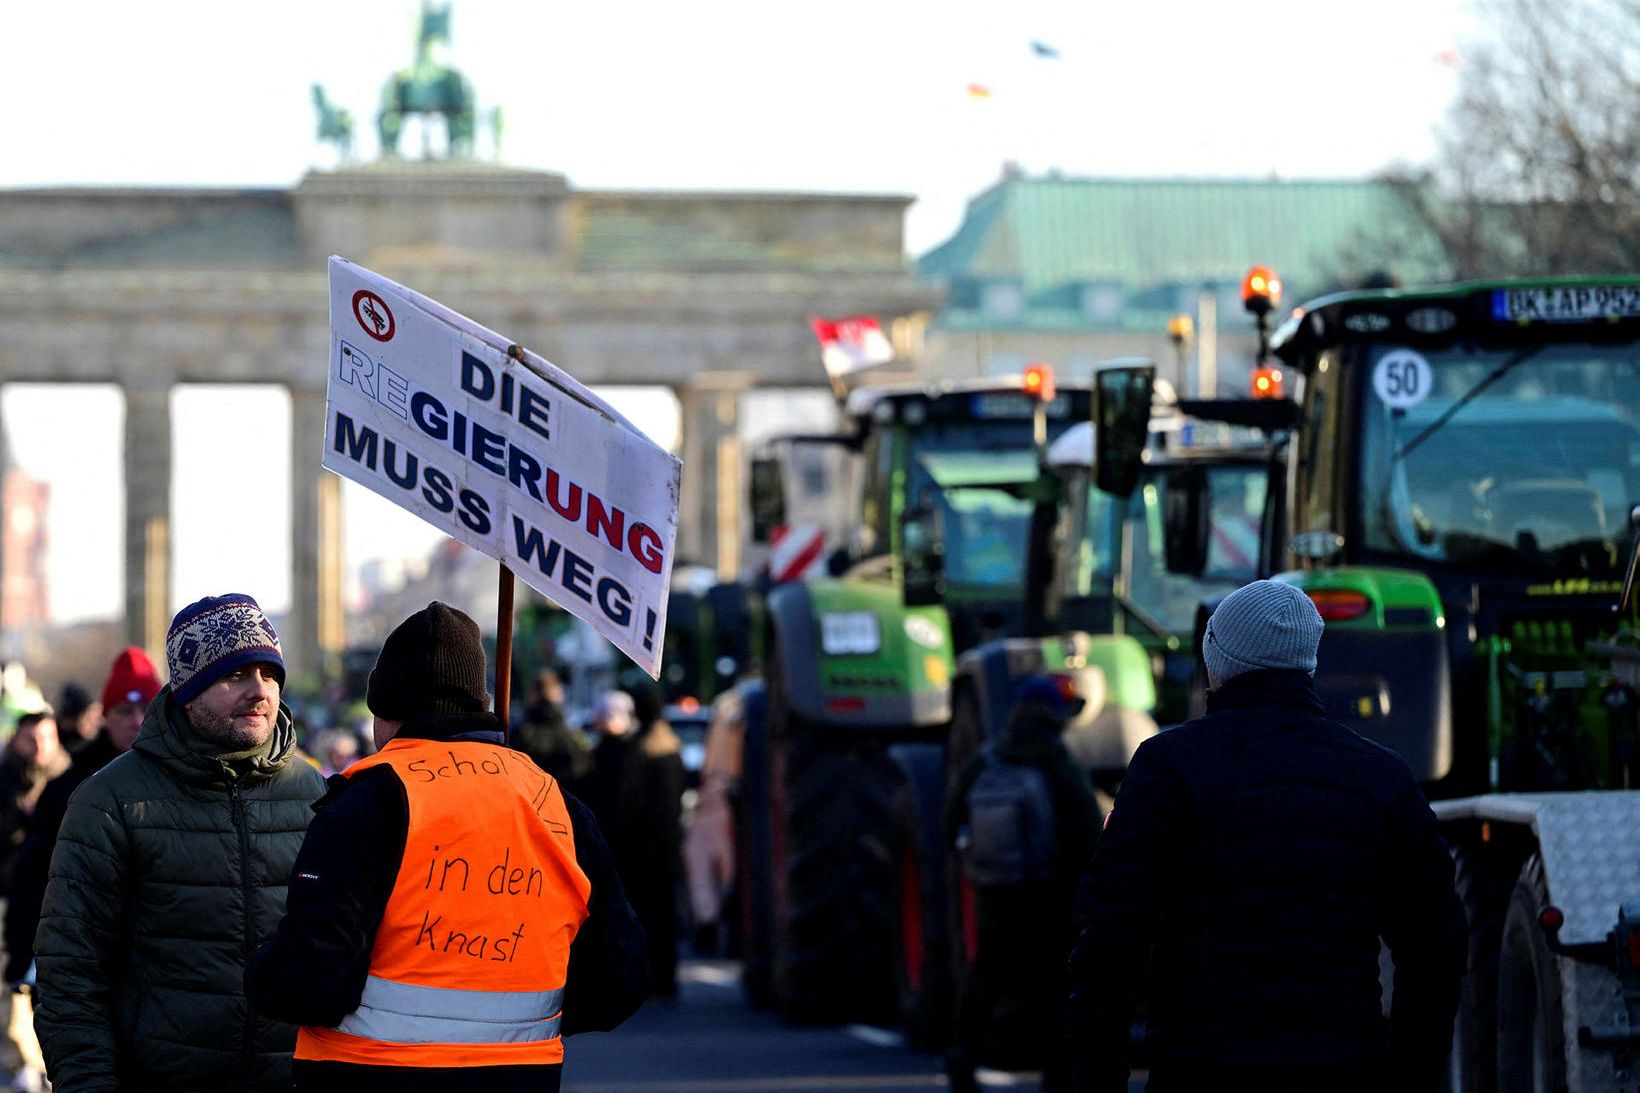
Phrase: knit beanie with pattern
[
  {"left": 166, "top": 595, "right": 285, "bottom": 706},
  {"left": 101, "top": 646, "right": 163, "bottom": 711},
  {"left": 1203, "top": 579, "right": 1325, "bottom": 685},
  {"left": 367, "top": 602, "right": 490, "bottom": 721}
]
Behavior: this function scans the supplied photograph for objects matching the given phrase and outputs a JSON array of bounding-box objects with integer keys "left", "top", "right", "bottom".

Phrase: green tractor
[
  {"left": 1169, "top": 275, "right": 1640, "bottom": 1091},
  {"left": 733, "top": 363, "right": 1292, "bottom": 1047},
  {"left": 735, "top": 370, "right": 1096, "bottom": 1031},
  {"left": 934, "top": 366, "right": 1290, "bottom": 1065},
  {"left": 949, "top": 367, "right": 1294, "bottom": 776}
]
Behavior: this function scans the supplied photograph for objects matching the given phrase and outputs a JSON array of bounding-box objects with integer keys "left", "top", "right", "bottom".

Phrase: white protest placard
[{"left": 324, "top": 257, "right": 681, "bottom": 678}]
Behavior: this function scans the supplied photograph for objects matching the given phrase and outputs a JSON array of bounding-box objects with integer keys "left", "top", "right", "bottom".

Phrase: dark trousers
[{"left": 949, "top": 886, "right": 1072, "bottom": 1090}]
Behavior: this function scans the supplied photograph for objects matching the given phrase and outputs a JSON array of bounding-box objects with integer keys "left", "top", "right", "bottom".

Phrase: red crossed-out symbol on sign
[{"left": 352, "top": 290, "right": 396, "bottom": 342}]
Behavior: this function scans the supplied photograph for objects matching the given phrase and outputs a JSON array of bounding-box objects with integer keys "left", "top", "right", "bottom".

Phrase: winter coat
[
  {"left": 243, "top": 711, "right": 649, "bottom": 1092},
  {"left": 951, "top": 705, "right": 1102, "bottom": 925},
  {"left": 0, "top": 746, "right": 70, "bottom": 895},
  {"left": 512, "top": 701, "right": 592, "bottom": 797},
  {"left": 945, "top": 705, "right": 1101, "bottom": 1070},
  {"left": 3, "top": 731, "right": 121, "bottom": 982},
  {"left": 1068, "top": 669, "right": 1466, "bottom": 1093},
  {"left": 588, "top": 721, "right": 684, "bottom": 995},
  {"left": 34, "top": 686, "right": 327, "bottom": 1092}
]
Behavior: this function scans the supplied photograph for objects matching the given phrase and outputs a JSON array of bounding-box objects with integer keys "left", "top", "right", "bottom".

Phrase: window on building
[
  {"left": 981, "top": 280, "right": 1026, "bottom": 320},
  {"left": 1078, "top": 282, "right": 1125, "bottom": 322}
]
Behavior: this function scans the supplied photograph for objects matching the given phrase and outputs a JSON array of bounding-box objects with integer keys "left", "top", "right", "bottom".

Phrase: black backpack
[{"left": 961, "top": 745, "right": 1057, "bottom": 887}]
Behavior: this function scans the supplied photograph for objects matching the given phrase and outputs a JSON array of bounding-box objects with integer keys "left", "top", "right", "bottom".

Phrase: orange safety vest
[{"left": 295, "top": 737, "right": 591, "bottom": 1068}]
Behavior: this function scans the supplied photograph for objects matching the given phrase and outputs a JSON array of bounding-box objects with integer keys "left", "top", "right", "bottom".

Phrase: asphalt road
[{"left": 563, "top": 959, "right": 1147, "bottom": 1093}]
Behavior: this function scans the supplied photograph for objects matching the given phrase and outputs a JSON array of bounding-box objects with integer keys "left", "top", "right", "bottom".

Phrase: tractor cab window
[
  {"left": 1125, "top": 463, "right": 1269, "bottom": 633},
  {"left": 903, "top": 419, "right": 1062, "bottom": 593},
  {"left": 1358, "top": 342, "right": 1640, "bottom": 576}
]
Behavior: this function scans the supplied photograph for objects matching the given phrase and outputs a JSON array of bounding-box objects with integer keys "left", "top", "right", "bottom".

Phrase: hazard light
[
  {"left": 1306, "top": 589, "right": 1371, "bottom": 622},
  {"left": 1023, "top": 363, "right": 1056, "bottom": 402},
  {"left": 1251, "top": 366, "right": 1284, "bottom": 398},
  {"left": 1242, "top": 266, "right": 1283, "bottom": 316}
]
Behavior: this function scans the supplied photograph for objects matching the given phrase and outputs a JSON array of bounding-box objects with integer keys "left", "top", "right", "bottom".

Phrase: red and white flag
[{"left": 809, "top": 315, "right": 894, "bottom": 378}]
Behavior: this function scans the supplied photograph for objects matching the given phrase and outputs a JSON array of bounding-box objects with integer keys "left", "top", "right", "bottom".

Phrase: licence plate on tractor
[{"left": 1492, "top": 285, "right": 1640, "bottom": 322}]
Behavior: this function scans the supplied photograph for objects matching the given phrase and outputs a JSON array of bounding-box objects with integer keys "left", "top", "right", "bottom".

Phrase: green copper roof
[{"left": 918, "top": 175, "right": 1452, "bottom": 331}]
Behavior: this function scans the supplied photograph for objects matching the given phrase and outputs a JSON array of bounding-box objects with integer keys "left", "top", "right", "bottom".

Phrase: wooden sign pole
[{"left": 495, "top": 564, "right": 516, "bottom": 733}]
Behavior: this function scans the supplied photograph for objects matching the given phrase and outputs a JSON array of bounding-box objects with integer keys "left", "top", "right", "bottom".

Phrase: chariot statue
[{"left": 378, "top": 2, "right": 475, "bottom": 158}]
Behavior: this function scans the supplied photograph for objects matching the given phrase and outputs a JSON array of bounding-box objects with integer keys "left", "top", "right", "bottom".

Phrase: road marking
[
  {"left": 679, "top": 962, "right": 739, "bottom": 988},
  {"left": 843, "top": 1025, "right": 904, "bottom": 1048},
  {"left": 568, "top": 1075, "right": 943, "bottom": 1091}
]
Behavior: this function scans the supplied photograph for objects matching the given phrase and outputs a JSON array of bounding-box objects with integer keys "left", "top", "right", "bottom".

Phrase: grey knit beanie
[{"left": 1203, "top": 580, "right": 1324, "bottom": 685}]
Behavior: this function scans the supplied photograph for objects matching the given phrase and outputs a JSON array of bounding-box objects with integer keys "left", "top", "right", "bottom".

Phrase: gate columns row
[{"left": 109, "top": 373, "right": 757, "bottom": 683}]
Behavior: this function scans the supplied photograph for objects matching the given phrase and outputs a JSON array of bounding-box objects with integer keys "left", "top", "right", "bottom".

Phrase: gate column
[
  {"left": 676, "top": 372, "right": 754, "bottom": 582},
  {"left": 123, "top": 382, "right": 172, "bottom": 659},
  {"left": 288, "top": 386, "right": 342, "bottom": 684}
]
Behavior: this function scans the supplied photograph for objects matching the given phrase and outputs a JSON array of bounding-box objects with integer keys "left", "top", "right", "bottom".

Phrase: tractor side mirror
[
  {"left": 1095, "top": 364, "right": 1155, "bottom": 497},
  {"left": 1164, "top": 466, "right": 1211, "bottom": 576},
  {"left": 749, "top": 457, "right": 785, "bottom": 544},
  {"left": 901, "top": 501, "right": 945, "bottom": 607}
]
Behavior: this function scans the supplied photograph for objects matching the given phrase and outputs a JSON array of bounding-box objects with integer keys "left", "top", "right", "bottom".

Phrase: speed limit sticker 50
[{"left": 1373, "top": 349, "right": 1432, "bottom": 410}]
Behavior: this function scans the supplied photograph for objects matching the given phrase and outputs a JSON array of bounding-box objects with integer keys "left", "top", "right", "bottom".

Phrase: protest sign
[{"left": 324, "top": 257, "right": 681, "bottom": 678}]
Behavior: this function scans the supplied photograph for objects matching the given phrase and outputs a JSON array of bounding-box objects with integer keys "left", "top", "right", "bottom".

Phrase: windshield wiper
[{"left": 1392, "top": 345, "right": 1545, "bottom": 463}]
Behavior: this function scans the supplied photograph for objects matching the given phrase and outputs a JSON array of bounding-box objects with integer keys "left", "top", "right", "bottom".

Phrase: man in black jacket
[
  {"left": 246, "top": 602, "right": 649, "bottom": 1092},
  {"left": 1068, "top": 579, "right": 1466, "bottom": 1093}
]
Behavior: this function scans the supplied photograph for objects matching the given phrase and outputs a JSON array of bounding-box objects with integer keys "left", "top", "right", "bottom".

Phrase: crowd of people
[
  {"left": 0, "top": 579, "right": 1468, "bottom": 1093},
  {"left": 0, "top": 593, "right": 690, "bottom": 1092}
]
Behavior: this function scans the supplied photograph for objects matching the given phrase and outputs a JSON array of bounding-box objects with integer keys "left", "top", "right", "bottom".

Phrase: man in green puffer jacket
[{"left": 35, "top": 594, "right": 327, "bottom": 1092}]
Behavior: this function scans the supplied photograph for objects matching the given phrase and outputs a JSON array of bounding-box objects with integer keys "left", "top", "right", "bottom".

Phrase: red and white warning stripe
[{"left": 769, "top": 524, "right": 827, "bottom": 584}]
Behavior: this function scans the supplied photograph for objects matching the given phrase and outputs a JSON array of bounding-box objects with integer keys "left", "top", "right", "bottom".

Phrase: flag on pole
[{"left": 809, "top": 315, "right": 895, "bottom": 378}]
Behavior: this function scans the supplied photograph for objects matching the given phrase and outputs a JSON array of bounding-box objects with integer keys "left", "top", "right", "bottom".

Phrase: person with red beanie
[
  {"left": 4, "top": 647, "right": 163, "bottom": 985},
  {"left": 1, "top": 647, "right": 163, "bottom": 1090}
]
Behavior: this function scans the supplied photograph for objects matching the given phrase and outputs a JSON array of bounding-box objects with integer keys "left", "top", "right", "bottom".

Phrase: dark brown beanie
[{"left": 367, "top": 602, "right": 490, "bottom": 721}]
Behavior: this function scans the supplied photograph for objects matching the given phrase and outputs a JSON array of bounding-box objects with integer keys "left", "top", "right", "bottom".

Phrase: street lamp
[{"left": 1166, "top": 313, "right": 1194, "bottom": 394}]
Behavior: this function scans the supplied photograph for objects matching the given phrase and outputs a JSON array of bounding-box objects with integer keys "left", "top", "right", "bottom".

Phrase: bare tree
[{"left": 1388, "top": 0, "right": 1640, "bottom": 277}]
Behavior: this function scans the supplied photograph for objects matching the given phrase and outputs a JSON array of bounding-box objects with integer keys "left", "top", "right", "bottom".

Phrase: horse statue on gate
[
  {"left": 311, "top": 84, "right": 355, "bottom": 163},
  {"left": 378, "top": 1, "right": 476, "bottom": 158}
]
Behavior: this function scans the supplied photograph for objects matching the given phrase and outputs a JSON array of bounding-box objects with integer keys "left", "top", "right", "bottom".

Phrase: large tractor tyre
[
  {"left": 945, "top": 682, "right": 985, "bottom": 787},
  {"left": 773, "top": 729, "right": 903, "bottom": 1025},
  {"left": 892, "top": 777, "right": 954, "bottom": 1051},
  {"left": 736, "top": 687, "right": 776, "bottom": 1009},
  {"left": 1445, "top": 842, "right": 1515, "bottom": 1093},
  {"left": 1496, "top": 855, "right": 1568, "bottom": 1093}
]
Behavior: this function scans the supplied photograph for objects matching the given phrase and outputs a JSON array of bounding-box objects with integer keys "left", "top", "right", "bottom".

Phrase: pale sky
[{"left": 2, "top": 0, "right": 1479, "bottom": 625}]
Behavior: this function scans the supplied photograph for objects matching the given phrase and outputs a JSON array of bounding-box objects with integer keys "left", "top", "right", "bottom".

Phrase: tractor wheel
[
  {"left": 1445, "top": 841, "right": 1514, "bottom": 1093},
  {"left": 1496, "top": 854, "right": 1568, "bottom": 1093},
  {"left": 892, "top": 769, "right": 954, "bottom": 1050},
  {"left": 774, "top": 729, "right": 902, "bottom": 1025},
  {"left": 736, "top": 684, "right": 775, "bottom": 1009}
]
